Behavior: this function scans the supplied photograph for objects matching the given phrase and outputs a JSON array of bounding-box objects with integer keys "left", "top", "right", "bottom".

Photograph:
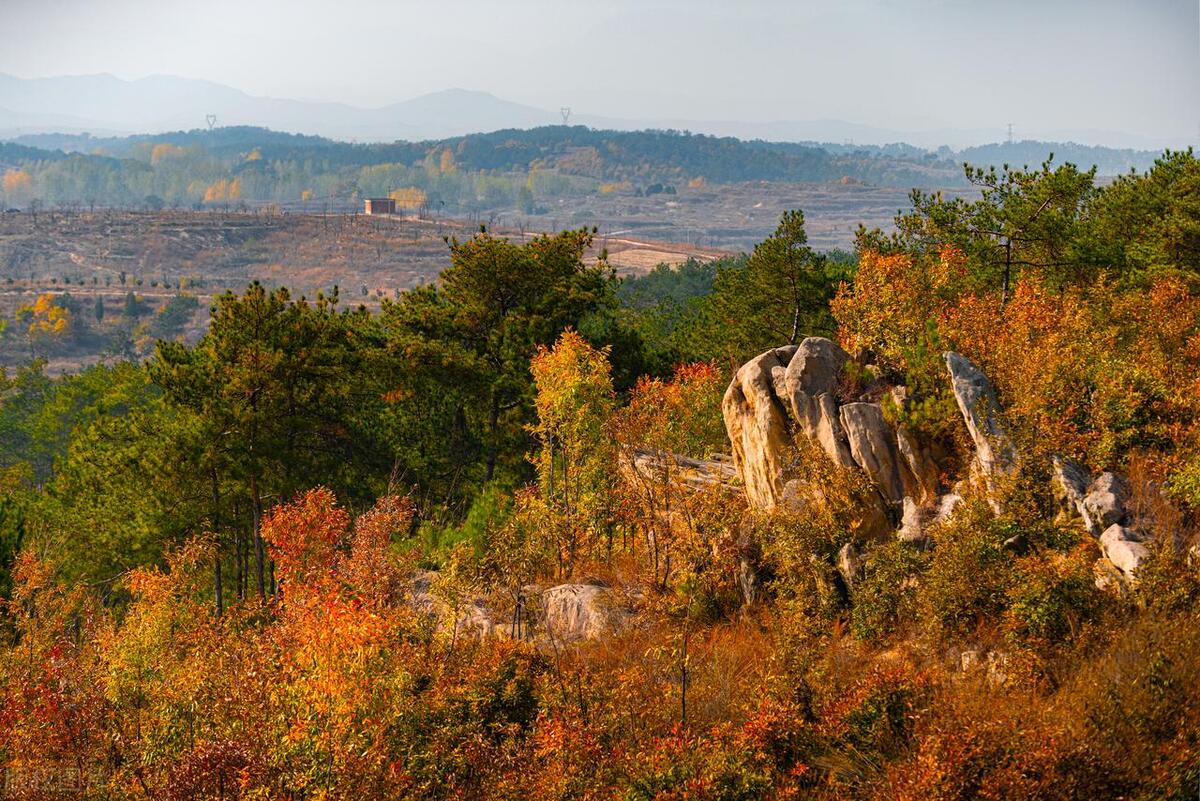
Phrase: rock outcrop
[
  {"left": 784, "top": 338, "right": 856, "bottom": 469},
  {"left": 944, "top": 352, "right": 1014, "bottom": 479},
  {"left": 1051, "top": 457, "right": 1144, "bottom": 583},
  {"left": 409, "top": 570, "right": 497, "bottom": 639},
  {"left": 722, "top": 338, "right": 944, "bottom": 528},
  {"left": 626, "top": 448, "right": 739, "bottom": 494},
  {"left": 1052, "top": 456, "right": 1093, "bottom": 530},
  {"left": 840, "top": 402, "right": 906, "bottom": 502},
  {"left": 1099, "top": 524, "right": 1150, "bottom": 582},
  {"left": 540, "top": 583, "right": 626, "bottom": 642},
  {"left": 723, "top": 346, "right": 798, "bottom": 509},
  {"left": 1083, "top": 472, "right": 1130, "bottom": 534}
]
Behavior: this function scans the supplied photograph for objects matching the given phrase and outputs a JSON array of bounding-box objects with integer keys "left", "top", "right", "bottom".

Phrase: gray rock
[
  {"left": 840, "top": 402, "right": 906, "bottom": 502},
  {"left": 408, "top": 570, "right": 497, "bottom": 639},
  {"left": 1083, "top": 472, "right": 1129, "bottom": 533},
  {"left": 898, "top": 496, "right": 927, "bottom": 544},
  {"left": 1099, "top": 524, "right": 1150, "bottom": 581},
  {"left": 837, "top": 542, "right": 862, "bottom": 589},
  {"left": 931, "top": 493, "right": 964, "bottom": 527},
  {"left": 1052, "top": 455, "right": 1094, "bottom": 531},
  {"left": 785, "top": 338, "right": 855, "bottom": 468},
  {"left": 944, "top": 352, "right": 1014, "bottom": 478},
  {"left": 784, "top": 336, "right": 848, "bottom": 398}
]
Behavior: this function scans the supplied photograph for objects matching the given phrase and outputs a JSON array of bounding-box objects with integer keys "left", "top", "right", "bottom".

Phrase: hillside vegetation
[
  {"left": 0, "top": 125, "right": 1164, "bottom": 214},
  {"left": 0, "top": 150, "right": 1199, "bottom": 798}
]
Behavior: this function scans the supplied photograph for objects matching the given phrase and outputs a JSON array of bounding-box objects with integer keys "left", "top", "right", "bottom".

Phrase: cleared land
[{"left": 0, "top": 179, "right": 969, "bottom": 371}]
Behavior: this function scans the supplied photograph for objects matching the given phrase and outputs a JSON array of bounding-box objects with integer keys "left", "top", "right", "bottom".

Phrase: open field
[
  {"left": 0, "top": 178, "right": 970, "bottom": 371},
  {"left": 519, "top": 179, "right": 977, "bottom": 253}
]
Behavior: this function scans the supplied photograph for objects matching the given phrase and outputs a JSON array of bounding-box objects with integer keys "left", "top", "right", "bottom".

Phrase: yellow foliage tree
[
  {"left": 529, "top": 329, "right": 617, "bottom": 576},
  {"left": 149, "top": 143, "right": 186, "bottom": 166},
  {"left": 203, "top": 179, "right": 229, "bottom": 203},
  {"left": 439, "top": 148, "right": 457, "bottom": 174},
  {"left": 2, "top": 169, "right": 32, "bottom": 205},
  {"left": 389, "top": 187, "right": 427, "bottom": 210},
  {"left": 203, "top": 178, "right": 242, "bottom": 203},
  {"left": 16, "top": 293, "right": 71, "bottom": 357}
]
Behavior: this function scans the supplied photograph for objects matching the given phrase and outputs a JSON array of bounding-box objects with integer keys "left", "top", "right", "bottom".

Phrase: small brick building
[{"left": 364, "top": 197, "right": 396, "bottom": 215}]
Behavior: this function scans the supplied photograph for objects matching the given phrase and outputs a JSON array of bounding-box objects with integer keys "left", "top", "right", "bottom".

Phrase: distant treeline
[{"left": 0, "top": 125, "right": 1168, "bottom": 211}]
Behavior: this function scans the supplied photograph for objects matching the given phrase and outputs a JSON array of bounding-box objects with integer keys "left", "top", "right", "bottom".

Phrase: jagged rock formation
[
  {"left": 722, "top": 337, "right": 943, "bottom": 535},
  {"left": 1084, "top": 472, "right": 1130, "bottom": 534},
  {"left": 785, "top": 337, "right": 856, "bottom": 469},
  {"left": 840, "top": 402, "right": 907, "bottom": 502},
  {"left": 721, "top": 343, "right": 1166, "bottom": 588},
  {"left": 1054, "top": 458, "right": 1132, "bottom": 536},
  {"left": 1052, "top": 456, "right": 1093, "bottom": 529},
  {"left": 944, "top": 352, "right": 1014, "bottom": 480},
  {"left": 722, "top": 346, "right": 798, "bottom": 509},
  {"left": 1051, "top": 455, "right": 1154, "bottom": 583}
]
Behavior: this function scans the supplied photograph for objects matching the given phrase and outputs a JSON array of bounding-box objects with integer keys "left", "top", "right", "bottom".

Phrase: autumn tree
[
  {"left": 529, "top": 330, "right": 617, "bottom": 575},
  {"left": 16, "top": 293, "right": 71, "bottom": 359}
]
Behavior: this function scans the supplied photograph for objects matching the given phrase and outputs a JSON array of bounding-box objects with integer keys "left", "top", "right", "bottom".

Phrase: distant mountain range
[{"left": 0, "top": 72, "right": 1188, "bottom": 152}]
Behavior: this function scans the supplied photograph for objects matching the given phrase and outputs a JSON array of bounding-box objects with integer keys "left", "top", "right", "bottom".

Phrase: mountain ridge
[{"left": 0, "top": 72, "right": 1186, "bottom": 151}]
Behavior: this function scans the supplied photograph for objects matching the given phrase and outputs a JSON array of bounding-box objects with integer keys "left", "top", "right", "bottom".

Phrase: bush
[
  {"left": 918, "top": 501, "right": 1011, "bottom": 641},
  {"left": 850, "top": 540, "right": 926, "bottom": 642}
]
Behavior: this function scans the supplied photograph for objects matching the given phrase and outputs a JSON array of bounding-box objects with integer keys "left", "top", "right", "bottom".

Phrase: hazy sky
[{"left": 1, "top": 0, "right": 1197, "bottom": 140}]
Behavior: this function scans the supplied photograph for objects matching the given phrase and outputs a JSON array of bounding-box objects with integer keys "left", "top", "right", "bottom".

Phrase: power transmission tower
[
  {"left": 1006, "top": 123, "right": 1014, "bottom": 144},
  {"left": 206, "top": 114, "right": 218, "bottom": 131},
  {"left": 560, "top": 107, "right": 572, "bottom": 125}
]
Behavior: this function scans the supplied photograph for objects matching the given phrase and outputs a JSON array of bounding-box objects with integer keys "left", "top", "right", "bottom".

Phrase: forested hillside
[
  {"left": 0, "top": 125, "right": 1163, "bottom": 213},
  {"left": 1, "top": 150, "right": 1199, "bottom": 798}
]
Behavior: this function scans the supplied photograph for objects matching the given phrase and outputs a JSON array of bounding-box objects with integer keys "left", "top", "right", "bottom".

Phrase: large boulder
[
  {"left": 784, "top": 339, "right": 856, "bottom": 468},
  {"left": 1099, "top": 524, "right": 1150, "bottom": 582},
  {"left": 540, "top": 583, "right": 625, "bottom": 642},
  {"left": 1052, "top": 456, "right": 1094, "bottom": 530},
  {"left": 944, "top": 352, "right": 1014, "bottom": 478},
  {"left": 840, "top": 402, "right": 906, "bottom": 502},
  {"left": 1083, "top": 472, "right": 1129, "bottom": 533},
  {"left": 723, "top": 346, "right": 798, "bottom": 509},
  {"left": 409, "top": 570, "right": 497, "bottom": 639}
]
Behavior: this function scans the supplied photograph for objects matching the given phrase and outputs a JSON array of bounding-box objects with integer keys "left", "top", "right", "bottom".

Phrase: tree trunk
[
  {"left": 1001, "top": 239, "right": 1013, "bottom": 306},
  {"left": 211, "top": 468, "right": 223, "bottom": 616},
  {"left": 251, "top": 474, "right": 265, "bottom": 600},
  {"left": 485, "top": 389, "right": 501, "bottom": 482},
  {"left": 234, "top": 501, "right": 244, "bottom": 600}
]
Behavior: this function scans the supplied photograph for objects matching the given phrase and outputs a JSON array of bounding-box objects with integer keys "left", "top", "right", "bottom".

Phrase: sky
[{"left": 0, "top": 0, "right": 1197, "bottom": 142}]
